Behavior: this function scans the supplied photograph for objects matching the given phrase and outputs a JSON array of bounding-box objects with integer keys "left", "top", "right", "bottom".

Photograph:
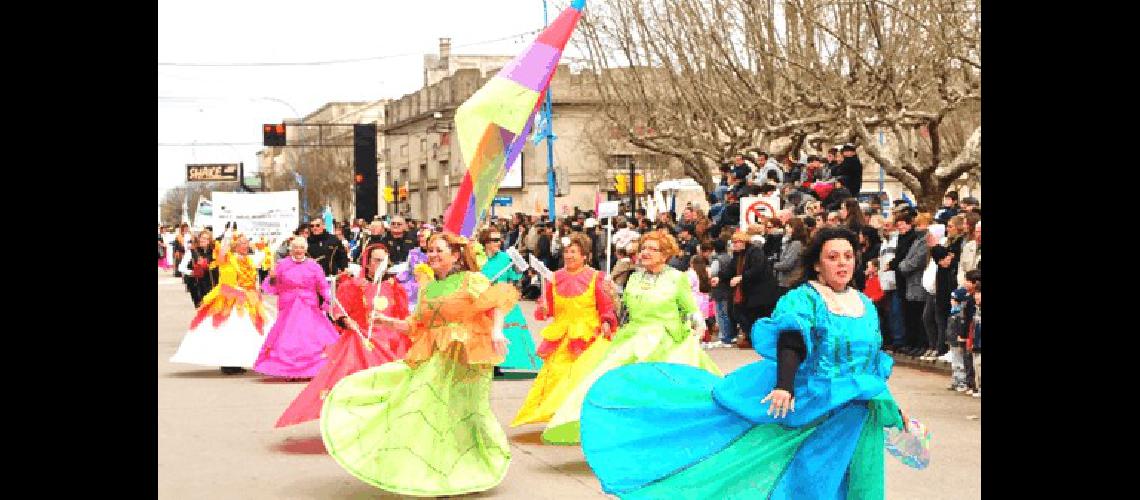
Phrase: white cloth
[{"left": 921, "top": 260, "right": 937, "bottom": 294}]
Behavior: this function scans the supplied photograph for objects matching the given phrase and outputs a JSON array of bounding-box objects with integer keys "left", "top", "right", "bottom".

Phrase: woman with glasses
[
  {"left": 274, "top": 242, "right": 410, "bottom": 428},
  {"left": 580, "top": 227, "right": 909, "bottom": 499},
  {"left": 252, "top": 236, "right": 340, "bottom": 380},
  {"left": 479, "top": 228, "right": 542, "bottom": 376},
  {"left": 540, "top": 230, "right": 722, "bottom": 445},
  {"left": 170, "top": 230, "right": 274, "bottom": 375},
  {"left": 320, "top": 232, "right": 518, "bottom": 496}
]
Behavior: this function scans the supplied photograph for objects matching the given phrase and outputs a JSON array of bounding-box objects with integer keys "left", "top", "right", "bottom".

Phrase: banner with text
[{"left": 211, "top": 191, "right": 299, "bottom": 246}]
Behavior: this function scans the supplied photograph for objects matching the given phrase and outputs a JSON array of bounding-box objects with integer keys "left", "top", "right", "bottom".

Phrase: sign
[
  {"left": 187, "top": 163, "right": 240, "bottom": 182},
  {"left": 740, "top": 194, "right": 781, "bottom": 229},
  {"left": 192, "top": 198, "right": 213, "bottom": 229},
  {"left": 493, "top": 195, "right": 513, "bottom": 207},
  {"left": 597, "top": 200, "right": 621, "bottom": 218},
  {"left": 211, "top": 191, "right": 299, "bottom": 246}
]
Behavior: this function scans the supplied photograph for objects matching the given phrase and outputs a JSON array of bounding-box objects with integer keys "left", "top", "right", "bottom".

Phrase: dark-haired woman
[{"left": 580, "top": 227, "right": 908, "bottom": 499}]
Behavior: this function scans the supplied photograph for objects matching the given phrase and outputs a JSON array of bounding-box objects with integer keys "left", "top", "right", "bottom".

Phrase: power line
[
  {"left": 158, "top": 29, "right": 542, "bottom": 67},
  {"left": 159, "top": 142, "right": 262, "bottom": 147}
]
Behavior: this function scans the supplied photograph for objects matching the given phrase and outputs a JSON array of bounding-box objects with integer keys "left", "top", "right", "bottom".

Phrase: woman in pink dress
[
  {"left": 253, "top": 236, "right": 340, "bottom": 379},
  {"left": 274, "top": 242, "right": 411, "bottom": 427}
]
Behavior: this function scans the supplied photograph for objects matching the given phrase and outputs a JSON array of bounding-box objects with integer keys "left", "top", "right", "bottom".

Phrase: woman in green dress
[
  {"left": 320, "top": 232, "right": 519, "bottom": 497},
  {"left": 479, "top": 227, "right": 542, "bottom": 374},
  {"left": 541, "top": 230, "right": 722, "bottom": 444}
]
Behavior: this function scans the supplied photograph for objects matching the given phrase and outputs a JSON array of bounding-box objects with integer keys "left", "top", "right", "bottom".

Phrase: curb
[{"left": 889, "top": 352, "right": 953, "bottom": 375}]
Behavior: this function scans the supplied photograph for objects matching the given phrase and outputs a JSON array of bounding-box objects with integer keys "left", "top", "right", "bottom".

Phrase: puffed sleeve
[
  {"left": 261, "top": 264, "right": 280, "bottom": 295},
  {"left": 674, "top": 270, "right": 698, "bottom": 316},
  {"left": 751, "top": 285, "right": 817, "bottom": 361},
  {"left": 593, "top": 271, "right": 618, "bottom": 332},
  {"left": 315, "top": 262, "right": 332, "bottom": 312},
  {"left": 466, "top": 272, "right": 518, "bottom": 314},
  {"left": 384, "top": 278, "right": 410, "bottom": 320},
  {"left": 335, "top": 279, "right": 362, "bottom": 321}
]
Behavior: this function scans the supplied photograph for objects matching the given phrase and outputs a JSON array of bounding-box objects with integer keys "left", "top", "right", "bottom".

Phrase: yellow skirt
[{"left": 511, "top": 336, "right": 612, "bottom": 427}]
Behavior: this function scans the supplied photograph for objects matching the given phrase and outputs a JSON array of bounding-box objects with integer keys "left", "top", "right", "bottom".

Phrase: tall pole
[
  {"left": 543, "top": 0, "right": 557, "bottom": 224},
  {"left": 628, "top": 160, "right": 636, "bottom": 216}
]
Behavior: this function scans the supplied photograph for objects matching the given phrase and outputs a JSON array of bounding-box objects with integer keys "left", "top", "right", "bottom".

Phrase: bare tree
[
  {"left": 262, "top": 145, "right": 354, "bottom": 220},
  {"left": 575, "top": 0, "right": 980, "bottom": 210}
]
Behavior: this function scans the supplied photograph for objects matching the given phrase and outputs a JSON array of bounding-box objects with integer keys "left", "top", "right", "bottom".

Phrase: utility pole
[
  {"left": 542, "top": 0, "right": 557, "bottom": 224},
  {"left": 629, "top": 160, "right": 637, "bottom": 216}
]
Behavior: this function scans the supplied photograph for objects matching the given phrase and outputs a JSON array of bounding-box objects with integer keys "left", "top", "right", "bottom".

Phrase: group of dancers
[{"left": 168, "top": 222, "right": 910, "bottom": 498}]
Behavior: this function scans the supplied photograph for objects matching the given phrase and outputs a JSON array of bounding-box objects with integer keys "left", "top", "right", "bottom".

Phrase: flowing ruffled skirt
[
  {"left": 499, "top": 304, "right": 542, "bottom": 371},
  {"left": 540, "top": 322, "right": 721, "bottom": 445},
  {"left": 253, "top": 298, "right": 340, "bottom": 378},
  {"left": 511, "top": 334, "right": 611, "bottom": 427},
  {"left": 580, "top": 361, "right": 902, "bottom": 499},
  {"left": 170, "top": 286, "right": 273, "bottom": 368},
  {"left": 276, "top": 328, "right": 406, "bottom": 427},
  {"left": 320, "top": 343, "right": 510, "bottom": 496}
]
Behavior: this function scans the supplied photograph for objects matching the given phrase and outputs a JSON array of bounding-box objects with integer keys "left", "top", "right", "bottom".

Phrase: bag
[
  {"left": 864, "top": 272, "right": 884, "bottom": 302},
  {"left": 921, "top": 260, "right": 937, "bottom": 294},
  {"left": 192, "top": 256, "right": 210, "bottom": 279}
]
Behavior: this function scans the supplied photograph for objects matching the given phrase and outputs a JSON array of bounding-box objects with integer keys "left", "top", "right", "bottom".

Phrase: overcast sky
[{"left": 158, "top": 0, "right": 577, "bottom": 203}]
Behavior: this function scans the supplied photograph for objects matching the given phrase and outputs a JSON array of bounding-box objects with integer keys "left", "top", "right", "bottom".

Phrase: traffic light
[
  {"left": 634, "top": 174, "right": 645, "bottom": 194},
  {"left": 615, "top": 174, "right": 628, "bottom": 194},
  {"left": 383, "top": 186, "right": 394, "bottom": 202},
  {"left": 398, "top": 186, "right": 408, "bottom": 201},
  {"left": 262, "top": 124, "right": 287, "bottom": 146},
  {"left": 353, "top": 124, "right": 378, "bottom": 220}
]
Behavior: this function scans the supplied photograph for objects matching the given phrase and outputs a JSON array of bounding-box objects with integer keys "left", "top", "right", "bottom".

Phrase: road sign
[
  {"left": 187, "top": 164, "right": 240, "bottom": 182},
  {"left": 493, "top": 195, "right": 513, "bottom": 207},
  {"left": 740, "top": 195, "right": 779, "bottom": 229}
]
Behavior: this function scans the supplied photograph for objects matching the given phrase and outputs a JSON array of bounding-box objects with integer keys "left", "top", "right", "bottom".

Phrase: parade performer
[
  {"left": 170, "top": 231, "right": 274, "bottom": 374},
  {"left": 541, "top": 230, "right": 721, "bottom": 445},
  {"left": 274, "top": 242, "right": 410, "bottom": 428},
  {"left": 320, "top": 232, "right": 517, "bottom": 496},
  {"left": 252, "top": 236, "right": 340, "bottom": 379},
  {"left": 394, "top": 227, "right": 431, "bottom": 310},
  {"left": 479, "top": 227, "right": 542, "bottom": 374},
  {"left": 579, "top": 227, "right": 909, "bottom": 499},
  {"left": 511, "top": 232, "right": 616, "bottom": 427}
]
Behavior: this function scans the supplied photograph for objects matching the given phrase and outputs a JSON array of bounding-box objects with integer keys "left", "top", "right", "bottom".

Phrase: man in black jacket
[
  {"left": 381, "top": 216, "right": 416, "bottom": 264},
  {"left": 832, "top": 144, "right": 864, "bottom": 196},
  {"left": 307, "top": 219, "right": 348, "bottom": 276}
]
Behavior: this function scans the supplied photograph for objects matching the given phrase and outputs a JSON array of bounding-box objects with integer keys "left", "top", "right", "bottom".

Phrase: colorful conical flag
[{"left": 442, "top": 0, "right": 587, "bottom": 237}]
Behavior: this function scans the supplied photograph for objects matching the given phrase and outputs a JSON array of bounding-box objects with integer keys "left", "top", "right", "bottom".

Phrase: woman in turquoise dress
[
  {"left": 479, "top": 227, "right": 542, "bottom": 375},
  {"left": 579, "top": 227, "right": 911, "bottom": 499},
  {"left": 541, "top": 230, "right": 721, "bottom": 445},
  {"left": 320, "top": 232, "right": 519, "bottom": 497}
]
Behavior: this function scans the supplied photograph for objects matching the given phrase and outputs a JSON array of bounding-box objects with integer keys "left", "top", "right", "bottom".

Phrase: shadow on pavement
[
  {"left": 508, "top": 430, "right": 545, "bottom": 445},
  {"left": 550, "top": 459, "right": 594, "bottom": 476},
  {"left": 255, "top": 376, "right": 312, "bottom": 384},
  {"left": 163, "top": 369, "right": 257, "bottom": 379},
  {"left": 273, "top": 435, "right": 327, "bottom": 455}
]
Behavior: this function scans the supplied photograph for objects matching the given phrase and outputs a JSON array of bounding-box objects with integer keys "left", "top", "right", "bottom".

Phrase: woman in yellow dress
[
  {"left": 170, "top": 231, "right": 275, "bottom": 375},
  {"left": 512, "top": 233, "right": 617, "bottom": 427}
]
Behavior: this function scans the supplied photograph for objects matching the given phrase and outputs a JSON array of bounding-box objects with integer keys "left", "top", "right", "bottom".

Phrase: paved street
[{"left": 158, "top": 272, "right": 980, "bottom": 499}]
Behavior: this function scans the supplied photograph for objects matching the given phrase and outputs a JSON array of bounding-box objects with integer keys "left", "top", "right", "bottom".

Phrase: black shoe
[{"left": 220, "top": 366, "right": 246, "bottom": 375}]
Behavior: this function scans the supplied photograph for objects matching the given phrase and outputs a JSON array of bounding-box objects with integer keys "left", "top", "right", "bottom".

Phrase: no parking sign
[{"left": 740, "top": 195, "right": 780, "bottom": 230}]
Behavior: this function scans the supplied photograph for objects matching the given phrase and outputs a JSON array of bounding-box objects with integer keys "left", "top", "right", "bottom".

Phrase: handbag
[{"left": 864, "top": 272, "right": 884, "bottom": 302}]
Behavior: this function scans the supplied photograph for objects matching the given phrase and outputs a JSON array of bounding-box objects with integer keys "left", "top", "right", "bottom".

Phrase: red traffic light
[
  {"left": 354, "top": 173, "right": 365, "bottom": 184},
  {"left": 262, "top": 123, "right": 287, "bottom": 146}
]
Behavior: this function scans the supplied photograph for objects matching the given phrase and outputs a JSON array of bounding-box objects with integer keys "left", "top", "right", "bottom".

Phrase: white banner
[
  {"left": 739, "top": 194, "right": 781, "bottom": 230},
  {"left": 211, "top": 191, "right": 299, "bottom": 246},
  {"left": 597, "top": 200, "right": 621, "bottom": 218},
  {"left": 192, "top": 198, "right": 213, "bottom": 230}
]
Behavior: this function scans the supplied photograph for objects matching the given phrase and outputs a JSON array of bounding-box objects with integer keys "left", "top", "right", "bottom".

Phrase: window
[{"left": 400, "top": 145, "right": 408, "bottom": 157}]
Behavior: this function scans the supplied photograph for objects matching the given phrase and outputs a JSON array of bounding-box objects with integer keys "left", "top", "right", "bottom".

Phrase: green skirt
[{"left": 320, "top": 344, "right": 510, "bottom": 497}]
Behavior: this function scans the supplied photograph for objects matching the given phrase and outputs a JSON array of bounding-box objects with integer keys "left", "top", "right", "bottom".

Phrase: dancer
[
  {"left": 320, "top": 232, "right": 517, "bottom": 496},
  {"left": 511, "top": 232, "right": 616, "bottom": 427},
  {"left": 252, "top": 236, "right": 340, "bottom": 379},
  {"left": 541, "top": 230, "right": 721, "bottom": 445},
  {"left": 274, "top": 242, "right": 410, "bottom": 428},
  {"left": 170, "top": 231, "right": 274, "bottom": 374},
  {"left": 579, "top": 227, "right": 909, "bottom": 499},
  {"left": 394, "top": 227, "right": 431, "bottom": 310},
  {"left": 479, "top": 227, "right": 542, "bottom": 374}
]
